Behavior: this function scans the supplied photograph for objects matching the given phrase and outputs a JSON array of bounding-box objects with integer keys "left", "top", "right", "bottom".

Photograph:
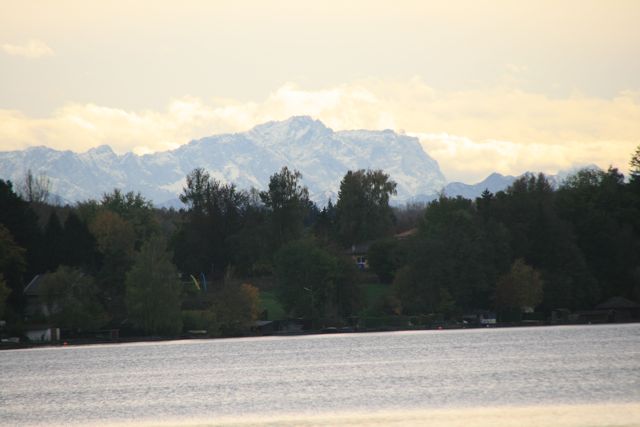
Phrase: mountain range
[{"left": 0, "top": 116, "right": 596, "bottom": 207}]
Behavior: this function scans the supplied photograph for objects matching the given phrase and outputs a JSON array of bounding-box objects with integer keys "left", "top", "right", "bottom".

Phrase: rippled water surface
[{"left": 1, "top": 324, "right": 639, "bottom": 426}]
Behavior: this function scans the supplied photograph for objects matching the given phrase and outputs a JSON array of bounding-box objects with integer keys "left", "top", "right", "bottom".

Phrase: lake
[{"left": 1, "top": 324, "right": 639, "bottom": 426}]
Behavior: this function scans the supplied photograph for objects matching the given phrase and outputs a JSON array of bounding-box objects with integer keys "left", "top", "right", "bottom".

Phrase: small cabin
[
  {"left": 25, "top": 325, "right": 60, "bottom": 343},
  {"left": 348, "top": 242, "right": 372, "bottom": 270},
  {"left": 595, "top": 297, "right": 640, "bottom": 322},
  {"left": 463, "top": 310, "right": 497, "bottom": 326},
  {"left": 24, "top": 274, "right": 57, "bottom": 320}
]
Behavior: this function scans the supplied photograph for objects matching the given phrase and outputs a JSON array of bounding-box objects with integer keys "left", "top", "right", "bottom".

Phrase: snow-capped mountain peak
[{"left": 0, "top": 117, "right": 447, "bottom": 206}]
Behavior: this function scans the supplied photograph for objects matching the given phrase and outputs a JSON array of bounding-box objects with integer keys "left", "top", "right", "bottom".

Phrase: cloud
[
  {"left": 1, "top": 78, "right": 639, "bottom": 183},
  {"left": 1, "top": 40, "right": 54, "bottom": 58},
  {"left": 414, "top": 133, "right": 626, "bottom": 184}
]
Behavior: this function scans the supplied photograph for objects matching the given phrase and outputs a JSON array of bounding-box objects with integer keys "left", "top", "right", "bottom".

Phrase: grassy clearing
[
  {"left": 258, "top": 283, "right": 391, "bottom": 321},
  {"left": 259, "top": 289, "right": 286, "bottom": 320},
  {"left": 363, "top": 282, "right": 391, "bottom": 307}
]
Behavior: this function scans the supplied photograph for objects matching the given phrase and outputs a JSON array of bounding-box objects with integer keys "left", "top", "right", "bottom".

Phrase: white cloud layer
[
  {"left": 1, "top": 78, "right": 639, "bottom": 183},
  {"left": 1, "top": 40, "right": 54, "bottom": 58}
]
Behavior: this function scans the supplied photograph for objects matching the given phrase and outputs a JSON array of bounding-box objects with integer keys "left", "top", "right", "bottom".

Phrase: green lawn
[
  {"left": 258, "top": 283, "right": 391, "bottom": 321},
  {"left": 363, "top": 282, "right": 392, "bottom": 307},
  {"left": 259, "top": 289, "right": 286, "bottom": 320}
]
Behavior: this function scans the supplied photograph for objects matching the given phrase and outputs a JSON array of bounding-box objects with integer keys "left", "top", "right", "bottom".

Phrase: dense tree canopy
[
  {"left": 175, "top": 168, "right": 253, "bottom": 277},
  {"left": 101, "top": 189, "right": 157, "bottom": 248},
  {"left": 0, "top": 224, "right": 27, "bottom": 311},
  {"left": 260, "top": 167, "right": 311, "bottom": 249},
  {"left": 0, "top": 180, "right": 42, "bottom": 278},
  {"left": 275, "top": 239, "right": 360, "bottom": 321},
  {"left": 335, "top": 169, "right": 397, "bottom": 246}
]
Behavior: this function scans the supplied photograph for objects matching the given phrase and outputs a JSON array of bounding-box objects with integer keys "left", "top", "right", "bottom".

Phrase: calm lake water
[{"left": 1, "top": 324, "right": 640, "bottom": 426}]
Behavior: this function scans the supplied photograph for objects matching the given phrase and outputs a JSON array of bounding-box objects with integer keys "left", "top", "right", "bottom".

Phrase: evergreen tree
[
  {"left": 0, "top": 274, "right": 10, "bottom": 320},
  {"left": 0, "top": 179, "right": 43, "bottom": 278},
  {"left": 43, "top": 211, "right": 63, "bottom": 271},
  {"left": 60, "top": 212, "right": 98, "bottom": 271},
  {"left": 0, "top": 224, "right": 27, "bottom": 312}
]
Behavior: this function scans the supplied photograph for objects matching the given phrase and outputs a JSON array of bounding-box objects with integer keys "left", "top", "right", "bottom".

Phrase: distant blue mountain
[
  {"left": 406, "top": 164, "right": 601, "bottom": 205},
  {"left": 443, "top": 172, "right": 518, "bottom": 199}
]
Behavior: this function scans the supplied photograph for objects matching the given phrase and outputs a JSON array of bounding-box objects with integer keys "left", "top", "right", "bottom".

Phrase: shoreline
[{"left": 2, "top": 320, "right": 638, "bottom": 351}]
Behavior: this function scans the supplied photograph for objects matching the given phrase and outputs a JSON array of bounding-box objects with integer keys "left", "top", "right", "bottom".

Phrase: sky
[{"left": 1, "top": 0, "right": 639, "bottom": 183}]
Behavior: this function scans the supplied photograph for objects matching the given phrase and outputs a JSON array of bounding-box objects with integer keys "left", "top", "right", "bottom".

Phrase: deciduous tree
[
  {"left": 209, "top": 270, "right": 261, "bottom": 336},
  {"left": 101, "top": 189, "right": 157, "bottom": 248},
  {"left": 335, "top": 169, "right": 397, "bottom": 246},
  {"left": 19, "top": 169, "right": 51, "bottom": 203},
  {"left": 175, "top": 168, "right": 252, "bottom": 277},
  {"left": 90, "top": 210, "right": 136, "bottom": 319},
  {"left": 495, "top": 259, "right": 543, "bottom": 311},
  {"left": 125, "top": 235, "right": 183, "bottom": 335},
  {"left": 260, "top": 167, "right": 310, "bottom": 249}
]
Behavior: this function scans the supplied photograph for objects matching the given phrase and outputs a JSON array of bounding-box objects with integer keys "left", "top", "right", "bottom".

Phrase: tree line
[
  {"left": 0, "top": 166, "right": 398, "bottom": 338},
  {"left": 1, "top": 146, "right": 639, "bottom": 339}
]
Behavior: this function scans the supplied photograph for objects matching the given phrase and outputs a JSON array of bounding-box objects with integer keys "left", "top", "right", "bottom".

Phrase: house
[
  {"left": 463, "top": 310, "right": 497, "bottom": 326},
  {"left": 394, "top": 228, "right": 418, "bottom": 240},
  {"left": 348, "top": 229, "right": 418, "bottom": 270},
  {"left": 273, "top": 318, "right": 310, "bottom": 334},
  {"left": 25, "top": 325, "right": 60, "bottom": 343},
  {"left": 575, "top": 310, "right": 610, "bottom": 324},
  {"left": 595, "top": 296, "right": 640, "bottom": 322},
  {"left": 24, "top": 274, "right": 57, "bottom": 320},
  {"left": 348, "top": 242, "right": 372, "bottom": 270},
  {"left": 252, "top": 320, "right": 275, "bottom": 335},
  {"left": 23, "top": 274, "right": 62, "bottom": 342}
]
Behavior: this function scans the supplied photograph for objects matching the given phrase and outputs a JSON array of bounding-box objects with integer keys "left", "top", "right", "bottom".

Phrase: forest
[{"left": 1, "top": 145, "right": 639, "bottom": 340}]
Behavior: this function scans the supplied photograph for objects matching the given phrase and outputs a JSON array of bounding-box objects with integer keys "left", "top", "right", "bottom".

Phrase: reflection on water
[
  {"left": 99, "top": 403, "right": 640, "bottom": 427},
  {"left": 1, "top": 324, "right": 639, "bottom": 426}
]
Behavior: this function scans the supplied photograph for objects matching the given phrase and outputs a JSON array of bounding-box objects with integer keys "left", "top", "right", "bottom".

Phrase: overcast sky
[{"left": 1, "top": 0, "right": 639, "bottom": 182}]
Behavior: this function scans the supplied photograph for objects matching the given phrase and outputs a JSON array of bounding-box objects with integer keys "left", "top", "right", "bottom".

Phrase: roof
[
  {"left": 24, "top": 275, "right": 47, "bottom": 296},
  {"left": 463, "top": 309, "right": 496, "bottom": 316},
  {"left": 348, "top": 242, "right": 373, "bottom": 255},
  {"left": 595, "top": 296, "right": 640, "bottom": 310},
  {"left": 254, "top": 320, "right": 274, "bottom": 327},
  {"left": 394, "top": 228, "right": 418, "bottom": 239},
  {"left": 24, "top": 324, "right": 57, "bottom": 331}
]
